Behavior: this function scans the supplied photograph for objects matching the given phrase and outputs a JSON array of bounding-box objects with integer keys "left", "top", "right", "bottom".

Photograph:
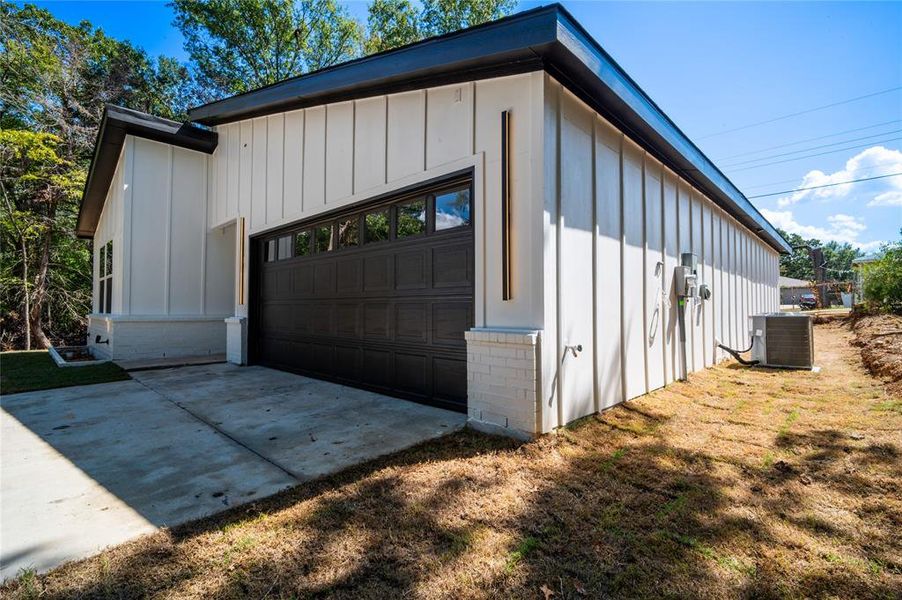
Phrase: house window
[
  {"left": 396, "top": 198, "right": 426, "bottom": 238},
  {"left": 98, "top": 240, "right": 112, "bottom": 313},
  {"left": 434, "top": 187, "right": 471, "bottom": 231}
]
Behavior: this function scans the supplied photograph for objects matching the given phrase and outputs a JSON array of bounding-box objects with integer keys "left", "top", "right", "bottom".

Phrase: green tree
[
  {"left": 1, "top": 2, "right": 197, "bottom": 349},
  {"left": 776, "top": 228, "right": 861, "bottom": 282},
  {"left": 365, "top": 0, "right": 516, "bottom": 53},
  {"left": 862, "top": 233, "right": 902, "bottom": 310},
  {"left": 170, "top": 0, "right": 363, "bottom": 98}
]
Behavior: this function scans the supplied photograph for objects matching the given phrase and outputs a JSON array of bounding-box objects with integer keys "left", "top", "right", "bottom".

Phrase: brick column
[{"left": 465, "top": 328, "right": 541, "bottom": 439}]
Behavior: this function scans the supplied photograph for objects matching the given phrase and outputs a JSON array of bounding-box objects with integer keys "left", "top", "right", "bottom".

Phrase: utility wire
[
  {"left": 698, "top": 86, "right": 902, "bottom": 139},
  {"left": 714, "top": 119, "right": 902, "bottom": 160},
  {"left": 720, "top": 128, "right": 902, "bottom": 168},
  {"left": 728, "top": 136, "right": 902, "bottom": 172},
  {"left": 746, "top": 172, "right": 902, "bottom": 199},
  {"left": 741, "top": 165, "right": 900, "bottom": 191}
]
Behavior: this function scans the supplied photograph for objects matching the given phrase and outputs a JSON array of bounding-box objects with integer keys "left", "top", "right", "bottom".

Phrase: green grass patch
[
  {"left": 872, "top": 399, "right": 902, "bottom": 414},
  {"left": 597, "top": 447, "right": 629, "bottom": 472},
  {"left": 0, "top": 351, "right": 129, "bottom": 395},
  {"left": 505, "top": 536, "right": 539, "bottom": 573},
  {"left": 777, "top": 409, "right": 801, "bottom": 437}
]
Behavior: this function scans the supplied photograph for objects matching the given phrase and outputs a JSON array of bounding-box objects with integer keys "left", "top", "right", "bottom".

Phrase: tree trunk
[
  {"left": 22, "top": 238, "right": 30, "bottom": 350},
  {"left": 29, "top": 230, "right": 53, "bottom": 349}
]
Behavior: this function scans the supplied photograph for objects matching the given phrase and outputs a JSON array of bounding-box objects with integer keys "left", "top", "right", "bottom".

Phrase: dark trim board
[
  {"left": 76, "top": 105, "right": 218, "bottom": 239},
  {"left": 186, "top": 4, "right": 788, "bottom": 254}
]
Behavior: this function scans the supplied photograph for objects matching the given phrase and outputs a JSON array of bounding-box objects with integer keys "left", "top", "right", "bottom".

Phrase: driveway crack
[{"left": 131, "top": 378, "right": 302, "bottom": 483}]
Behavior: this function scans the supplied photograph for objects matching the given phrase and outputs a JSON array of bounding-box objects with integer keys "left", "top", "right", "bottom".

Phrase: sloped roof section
[
  {"left": 76, "top": 105, "right": 218, "bottom": 238},
  {"left": 187, "top": 3, "right": 790, "bottom": 253}
]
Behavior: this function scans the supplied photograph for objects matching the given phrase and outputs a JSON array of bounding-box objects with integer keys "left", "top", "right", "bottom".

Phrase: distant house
[
  {"left": 779, "top": 276, "right": 812, "bottom": 305},
  {"left": 76, "top": 4, "right": 789, "bottom": 438}
]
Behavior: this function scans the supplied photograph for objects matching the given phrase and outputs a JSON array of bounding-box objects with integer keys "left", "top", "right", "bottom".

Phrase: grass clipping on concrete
[
  {"left": 0, "top": 351, "right": 129, "bottom": 395},
  {"left": 4, "top": 322, "right": 901, "bottom": 599}
]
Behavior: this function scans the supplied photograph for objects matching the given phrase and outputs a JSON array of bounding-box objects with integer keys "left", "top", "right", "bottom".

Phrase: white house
[{"left": 77, "top": 4, "right": 789, "bottom": 439}]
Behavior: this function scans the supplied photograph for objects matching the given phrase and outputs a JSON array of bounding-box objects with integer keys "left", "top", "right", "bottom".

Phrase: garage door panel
[
  {"left": 335, "top": 303, "right": 360, "bottom": 337},
  {"left": 395, "top": 250, "right": 428, "bottom": 290},
  {"left": 433, "top": 356, "right": 467, "bottom": 401},
  {"left": 255, "top": 178, "right": 472, "bottom": 411},
  {"left": 433, "top": 243, "right": 471, "bottom": 288},
  {"left": 363, "top": 303, "right": 390, "bottom": 338},
  {"left": 395, "top": 302, "right": 428, "bottom": 342},
  {"left": 432, "top": 302, "right": 470, "bottom": 347},
  {"left": 363, "top": 255, "right": 392, "bottom": 292},
  {"left": 293, "top": 265, "right": 315, "bottom": 295},
  {"left": 336, "top": 258, "right": 362, "bottom": 293},
  {"left": 314, "top": 263, "right": 336, "bottom": 295},
  {"left": 395, "top": 352, "right": 428, "bottom": 395}
]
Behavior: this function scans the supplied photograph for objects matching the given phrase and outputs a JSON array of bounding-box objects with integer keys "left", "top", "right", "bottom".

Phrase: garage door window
[
  {"left": 397, "top": 198, "right": 426, "bottom": 238},
  {"left": 338, "top": 217, "right": 359, "bottom": 248},
  {"left": 365, "top": 210, "right": 389, "bottom": 243},
  {"left": 295, "top": 230, "right": 312, "bottom": 256},
  {"left": 277, "top": 235, "right": 292, "bottom": 259},
  {"left": 315, "top": 225, "right": 333, "bottom": 252},
  {"left": 435, "top": 187, "right": 471, "bottom": 231}
]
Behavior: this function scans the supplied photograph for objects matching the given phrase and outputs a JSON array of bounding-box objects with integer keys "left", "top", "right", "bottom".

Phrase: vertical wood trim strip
[
  {"left": 238, "top": 217, "right": 246, "bottom": 306},
  {"left": 501, "top": 109, "right": 512, "bottom": 301}
]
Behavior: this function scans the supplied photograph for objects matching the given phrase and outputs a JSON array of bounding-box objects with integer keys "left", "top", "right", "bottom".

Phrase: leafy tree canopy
[
  {"left": 776, "top": 228, "right": 862, "bottom": 282},
  {"left": 170, "top": 0, "right": 363, "bottom": 98},
  {"left": 365, "top": 0, "right": 516, "bottom": 54}
]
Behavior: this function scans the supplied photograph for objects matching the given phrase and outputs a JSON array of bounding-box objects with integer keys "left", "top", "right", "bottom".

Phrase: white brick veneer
[
  {"left": 87, "top": 315, "right": 228, "bottom": 362},
  {"left": 465, "top": 328, "right": 541, "bottom": 439},
  {"left": 225, "top": 317, "right": 247, "bottom": 365}
]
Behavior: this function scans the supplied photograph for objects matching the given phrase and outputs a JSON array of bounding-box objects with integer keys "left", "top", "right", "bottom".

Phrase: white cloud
[
  {"left": 761, "top": 208, "right": 884, "bottom": 251},
  {"left": 776, "top": 145, "right": 902, "bottom": 208}
]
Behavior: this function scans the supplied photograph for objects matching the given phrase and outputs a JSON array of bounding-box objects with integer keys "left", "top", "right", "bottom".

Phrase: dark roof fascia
[
  {"left": 189, "top": 4, "right": 788, "bottom": 253},
  {"left": 76, "top": 105, "right": 218, "bottom": 239}
]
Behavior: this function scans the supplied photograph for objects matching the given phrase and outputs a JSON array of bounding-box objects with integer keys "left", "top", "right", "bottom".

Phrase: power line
[
  {"left": 698, "top": 86, "right": 902, "bottom": 140},
  {"left": 720, "top": 128, "right": 902, "bottom": 168},
  {"left": 746, "top": 172, "right": 902, "bottom": 199},
  {"left": 715, "top": 119, "right": 902, "bottom": 161},
  {"left": 741, "top": 164, "right": 900, "bottom": 191},
  {"left": 728, "top": 136, "right": 902, "bottom": 172}
]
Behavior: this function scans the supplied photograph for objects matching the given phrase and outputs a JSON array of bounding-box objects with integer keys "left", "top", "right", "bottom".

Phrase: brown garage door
[{"left": 251, "top": 177, "right": 473, "bottom": 412}]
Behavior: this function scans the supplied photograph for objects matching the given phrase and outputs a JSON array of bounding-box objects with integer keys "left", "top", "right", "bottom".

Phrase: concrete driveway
[{"left": 0, "top": 364, "right": 465, "bottom": 580}]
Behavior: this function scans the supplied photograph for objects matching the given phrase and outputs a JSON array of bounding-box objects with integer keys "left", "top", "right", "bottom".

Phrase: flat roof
[
  {"left": 187, "top": 3, "right": 790, "bottom": 253},
  {"left": 76, "top": 105, "right": 218, "bottom": 238}
]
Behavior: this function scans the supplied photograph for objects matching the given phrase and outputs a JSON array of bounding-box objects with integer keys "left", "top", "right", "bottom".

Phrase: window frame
[{"left": 97, "top": 240, "right": 113, "bottom": 314}]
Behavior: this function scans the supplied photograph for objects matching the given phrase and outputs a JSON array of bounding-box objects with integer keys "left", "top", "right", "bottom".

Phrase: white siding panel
[
  {"left": 266, "top": 114, "right": 284, "bottom": 223},
  {"left": 129, "top": 138, "right": 169, "bottom": 314},
  {"left": 690, "top": 193, "right": 703, "bottom": 372},
  {"left": 712, "top": 209, "right": 723, "bottom": 361},
  {"left": 595, "top": 119, "right": 623, "bottom": 408},
  {"left": 541, "top": 78, "right": 561, "bottom": 432},
  {"left": 226, "top": 123, "right": 239, "bottom": 219},
  {"left": 239, "top": 120, "right": 253, "bottom": 220},
  {"left": 702, "top": 200, "right": 714, "bottom": 367},
  {"left": 559, "top": 91, "right": 595, "bottom": 423},
  {"left": 302, "top": 106, "right": 326, "bottom": 210},
  {"left": 387, "top": 90, "right": 425, "bottom": 181},
  {"left": 622, "top": 139, "right": 646, "bottom": 400},
  {"left": 169, "top": 148, "right": 206, "bottom": 314},
  {"left": 426, "top": 83, "right": 473, "bottom": 169},
  {"left": 251, "top": 117, "right": 267, "bottom": 230},
  {"left": 676, "top": 182, "right": 691, "bottom": 374},
  {"left": 354, "top": 97, "right": 387, "bottom": 193},
  {"left": 662, "top": 171, "right": 679, "bottom": 382},
  {"left": 205, "top": 225, "right": 235, "bottom": 316},
  {"left": 644, "top": 156, "right": 665, "bottom": 391},
  {"left": 325, "top": 102, "right": 353, "bottom": 203},
  {"left": 283, "top": 110, "right": 304, "bottom": 219}
]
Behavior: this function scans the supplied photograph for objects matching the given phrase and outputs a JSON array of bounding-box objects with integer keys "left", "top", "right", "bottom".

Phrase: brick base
[
  {"left": 87, "top": 315, "right": 228, "bottom": 362},
  {"left": 465, "top": 328, "right": 541, "bottom": 439}
]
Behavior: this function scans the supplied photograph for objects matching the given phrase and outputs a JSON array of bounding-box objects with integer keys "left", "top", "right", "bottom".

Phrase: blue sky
[{"left": 35, "top": 0, "right": 902, "bottom": 250}]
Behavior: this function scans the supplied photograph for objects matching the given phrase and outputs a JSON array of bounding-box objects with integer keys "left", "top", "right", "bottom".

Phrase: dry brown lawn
[{"left": 5, "top": 321, "right": 901, "bottom": 599}]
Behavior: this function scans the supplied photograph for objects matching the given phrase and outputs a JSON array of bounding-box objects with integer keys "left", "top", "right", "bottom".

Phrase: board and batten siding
[
  {"left": 542, "top": 76, "right": 779, "bottom": 432},
  {"left": 92, "top": 137, "right": 234, "bottom": 318},
  {"left": 206, "top": 73, "right": 547, "bottom": 331}
]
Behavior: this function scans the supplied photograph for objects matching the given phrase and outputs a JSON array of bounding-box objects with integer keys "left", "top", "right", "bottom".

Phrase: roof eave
[{"left": 75, "top": 105, "right": 218, "bottom": 239}]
